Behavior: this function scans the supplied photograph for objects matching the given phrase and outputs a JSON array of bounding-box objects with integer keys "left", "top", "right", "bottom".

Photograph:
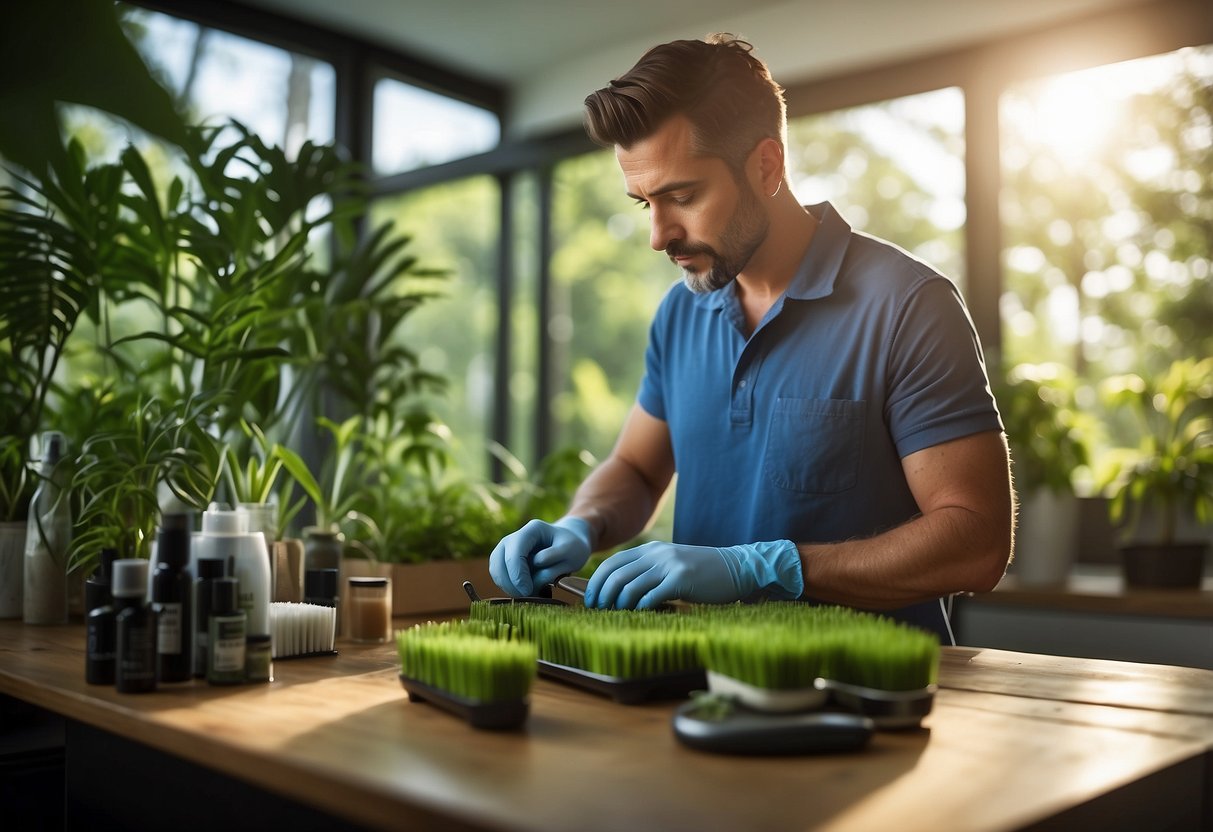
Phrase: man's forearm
[
  {"left": 565, "top": 457, "right": 668, "bottom": 551},
  {"left": 797, "top": 504, "right": 1011, "bottom": 609}
]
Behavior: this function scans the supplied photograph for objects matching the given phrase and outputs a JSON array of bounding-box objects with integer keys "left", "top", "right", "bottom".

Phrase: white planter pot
[
  {"left": 0, "top": 521, "right": 25, "bottom": 618},
  {"left": 1013, "top": 490, "right": 1079, "bottom": 586}
]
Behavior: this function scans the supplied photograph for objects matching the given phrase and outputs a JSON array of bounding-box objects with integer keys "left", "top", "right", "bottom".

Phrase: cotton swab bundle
[
  {"left": 396, "top": 620, "right": 536, "bottom": 703},
  {"left": 270, "top": 601, "right": 337, "bottom": 658}
]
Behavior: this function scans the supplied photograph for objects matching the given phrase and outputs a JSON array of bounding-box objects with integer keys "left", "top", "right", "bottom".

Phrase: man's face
[{"left": 617, "top": 115, "right": 768, "bottom": 294}]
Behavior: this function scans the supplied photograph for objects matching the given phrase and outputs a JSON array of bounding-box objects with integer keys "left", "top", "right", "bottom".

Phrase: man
[{"left": 489, "top": 34, "right": 1014, "bottom": 642}]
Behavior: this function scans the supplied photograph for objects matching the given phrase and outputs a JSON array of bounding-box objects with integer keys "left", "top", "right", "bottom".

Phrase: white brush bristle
[{"left": 270, "top": 602, "right": 337, "bottom": 658}]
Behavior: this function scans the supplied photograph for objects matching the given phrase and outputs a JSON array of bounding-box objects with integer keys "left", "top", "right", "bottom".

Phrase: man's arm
[
  {"left": 797, "top": 429, "right": 1015, "bottom": 608},
  {"left": 566, "top": 404, "right": 675, "bottom": 550}
]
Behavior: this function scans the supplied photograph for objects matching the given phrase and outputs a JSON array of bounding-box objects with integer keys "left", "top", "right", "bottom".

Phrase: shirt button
[{"left": 738, "top": 379, "right": 748, "bottom": 389}]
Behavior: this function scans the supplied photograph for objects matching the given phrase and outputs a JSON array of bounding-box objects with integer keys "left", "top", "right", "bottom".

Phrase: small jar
[{"left": 347, "top": 577, "right": 391, "bottom": 643}]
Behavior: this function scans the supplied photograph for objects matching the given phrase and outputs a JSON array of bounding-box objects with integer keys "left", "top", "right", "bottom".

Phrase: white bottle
[
  {"left": 24, "top": 432, "right": 71, "bottom": 625},
  {"left": 194, "top": 505, "right": 270, "bottom": 637}
]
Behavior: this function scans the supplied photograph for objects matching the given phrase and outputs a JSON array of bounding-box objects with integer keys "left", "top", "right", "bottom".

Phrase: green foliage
[
  {"left": 995, "top": 363, "right": 1095, "bottom": 495},
  {"left": 1097, "top": 357, "right": 1213, "bottom": 545},
  {"left": 0, "top": 0, "right": 187, "bottom": 178},
  {"left": 396, "top": 620, "right": 536, "bottom": 703},
  {"left": 275, "top": 416, "right": 366, "bottom": 532},
  {"left": 69, "top": 395, "right": 223, "bottom": 569}
]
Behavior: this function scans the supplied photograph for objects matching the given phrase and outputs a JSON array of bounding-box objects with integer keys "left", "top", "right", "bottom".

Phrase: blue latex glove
[
  {"left": 489, "top": 517, "right": 594, "bottom": 597},
  {"left": 584, "top": 540, "right": 803, "bottom": 610}
]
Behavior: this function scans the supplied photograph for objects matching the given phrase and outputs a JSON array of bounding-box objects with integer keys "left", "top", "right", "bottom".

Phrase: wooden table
[{"left": 2, "top": 619, "right": 1212, "bottom": 832}]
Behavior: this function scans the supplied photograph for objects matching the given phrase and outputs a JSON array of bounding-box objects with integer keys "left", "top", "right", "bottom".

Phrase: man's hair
[{"left": 583, "top": 34, "right": 787, "bottom": 174}]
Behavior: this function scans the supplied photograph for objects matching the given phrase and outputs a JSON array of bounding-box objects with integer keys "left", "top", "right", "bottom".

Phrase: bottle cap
[
  {"left": 211, "top": 577, "right": 239, "bottom": 614},
  {"left": 196, "top": 557, "right": 226, "bottom": 579},
  {"left": 348, "top": 576, "right": 389, "bottom": 589},
  {"left": 112, "top": 559, "right": 149, "bottom": 599},
  {"left": 304, "top": 568, "right": 338, "bottom": 598},
  {"left": 202, "top": 504, "right": 247, "bottom": 535}
]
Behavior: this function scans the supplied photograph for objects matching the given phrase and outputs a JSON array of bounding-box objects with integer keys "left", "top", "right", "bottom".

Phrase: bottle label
[
  {"left": 212, "top": 618, "right": 246, "bottom": 672},
  {"left": 157, "top": 603, "right": 183, "bottom": 654}
]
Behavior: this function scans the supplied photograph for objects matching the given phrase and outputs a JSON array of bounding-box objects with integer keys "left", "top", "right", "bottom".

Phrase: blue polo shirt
[{"left": 636, "top": 202, "right": 1003, "bottom": 641}]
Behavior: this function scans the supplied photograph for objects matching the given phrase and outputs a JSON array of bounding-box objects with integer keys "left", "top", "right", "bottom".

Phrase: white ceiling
[{"left": 237, "top": 0, "right": 1148, "bottom": 137}]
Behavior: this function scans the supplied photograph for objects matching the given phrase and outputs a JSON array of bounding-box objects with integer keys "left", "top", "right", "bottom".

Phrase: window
[
  {"left": 1000, "top": 46, "right": 1213, "bottom": 378},
  {"left": 786, "top": 87, "right": 967, "bottom": 290},
  {"left": 369, "top": 177, "right": 501, "bottom": 476},
  {"left": 66, "top": 7, "right": 335, "bottom": 162},
  {"left": 372, "top": 77, "right": 500, "bottom": 176},
  {"left": 549, "top": 151, "right": 673, "bottom": 459}
]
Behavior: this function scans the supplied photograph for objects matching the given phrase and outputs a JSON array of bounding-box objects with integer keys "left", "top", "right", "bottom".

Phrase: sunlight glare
[{"left": 1030, "top": 75, "right": 1120, "bottom": 165}]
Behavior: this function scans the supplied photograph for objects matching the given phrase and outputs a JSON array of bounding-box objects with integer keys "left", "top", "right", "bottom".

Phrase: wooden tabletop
[{"left": 2, "top": 619, "right": 1212, "bottom": 832}]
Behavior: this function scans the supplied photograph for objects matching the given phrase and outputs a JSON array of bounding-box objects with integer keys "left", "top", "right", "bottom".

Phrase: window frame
[{"left": 127, "top": 0, "right": 1213, "bottom": 474}]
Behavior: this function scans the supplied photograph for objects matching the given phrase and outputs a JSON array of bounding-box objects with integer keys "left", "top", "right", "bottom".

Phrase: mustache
[{"left": 666, "top": 241, "right": 716, "bottom": 260}]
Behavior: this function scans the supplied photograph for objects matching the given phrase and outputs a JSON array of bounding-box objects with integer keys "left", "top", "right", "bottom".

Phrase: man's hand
[
  {"left": 489, "top": 517, "right": 594, "bottom": 597},
  {"left": 584, "top": 539, "right": 803, "bottom": 610}
]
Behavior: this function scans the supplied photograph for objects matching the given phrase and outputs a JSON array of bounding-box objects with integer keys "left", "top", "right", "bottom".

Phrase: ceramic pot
[
  {"left": 1120, "top": 542, "right": 1207, "bottom": 589},
  {"left": 1013, "top": 490, "right": 1078, "bottom": 586}
]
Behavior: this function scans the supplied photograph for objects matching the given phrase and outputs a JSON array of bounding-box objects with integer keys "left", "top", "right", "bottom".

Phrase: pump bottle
[{"left": 23, "top": 431, "right": 71, "bottom": 625}]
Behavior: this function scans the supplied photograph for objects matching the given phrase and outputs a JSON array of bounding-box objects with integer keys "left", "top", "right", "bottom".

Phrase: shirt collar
[{"left": 692, "top": 201, "right": 851, "bottom": 310}]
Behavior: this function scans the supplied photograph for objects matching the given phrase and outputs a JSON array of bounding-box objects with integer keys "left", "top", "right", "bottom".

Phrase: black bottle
[
  {"left": 304, "top": 567, "right": 340, "bottom": 637},
  {"left": 113, "top": 559, "right": 156, "bottom": 694},
  {"left": 193, "top": 557, "right": 226, "bottom": 678},
  {"left": 85, "top": 548, "right": 118, "bottom": 685},
  {"left": 208, "top": 577, "right": 247, "bottom": 686},
  {"left": 153, "top": 512, "right": 194, "bottom": 683}
]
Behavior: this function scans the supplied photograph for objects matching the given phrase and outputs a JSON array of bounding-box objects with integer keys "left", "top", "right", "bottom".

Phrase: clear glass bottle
[{"left": 23, "top": 431, "right": 71, "bottom": 625}]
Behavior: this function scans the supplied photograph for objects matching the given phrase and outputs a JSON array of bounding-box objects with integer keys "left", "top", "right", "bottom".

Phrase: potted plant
[
  {"left": 995, "top": 362, "right": 1095, "bottom": 585},
  {"left": 1097, "top": 357, "right": 1213, "bottom": 589},
  {"left": 0, "top": 372, "right": 35, "bottom": 617}
]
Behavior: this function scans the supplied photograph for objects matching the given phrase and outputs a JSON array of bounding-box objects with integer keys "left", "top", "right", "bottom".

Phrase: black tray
[
  {"left": 672, "top": 700, "right": 875, "bottom": 755},
  {"left": 398, "top": 673, "right": 529, "bottom": 730},
  {"left": 538, "top": 659, "right": 706, "bottom": 704}
]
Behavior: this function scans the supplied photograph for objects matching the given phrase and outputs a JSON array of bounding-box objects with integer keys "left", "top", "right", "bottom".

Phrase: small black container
[
  {"left": 672, "top": 699, "right": 875, "bottom": 755},
  {"left": 398, "top": 673, "right": 528, "bottom": 730},
  {"left": 84, "top": 548, "right": 118, "bottom": 685},
  {"left": 113, "top": 559, "right": 156, "bottom": 694}
]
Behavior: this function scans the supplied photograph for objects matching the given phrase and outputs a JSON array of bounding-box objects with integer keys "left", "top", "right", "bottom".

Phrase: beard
[{"left": 667, "top": 183, "right": 769, "bottom": 295}]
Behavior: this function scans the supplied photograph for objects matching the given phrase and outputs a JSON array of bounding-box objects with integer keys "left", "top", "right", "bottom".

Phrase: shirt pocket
[{"left": 763, "top": 397, "right": 865, "bottom": 494}]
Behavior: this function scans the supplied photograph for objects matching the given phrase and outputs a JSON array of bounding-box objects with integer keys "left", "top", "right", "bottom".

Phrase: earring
[{"left": 770, "top": 181, "right": 782, "bottom": 198}]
